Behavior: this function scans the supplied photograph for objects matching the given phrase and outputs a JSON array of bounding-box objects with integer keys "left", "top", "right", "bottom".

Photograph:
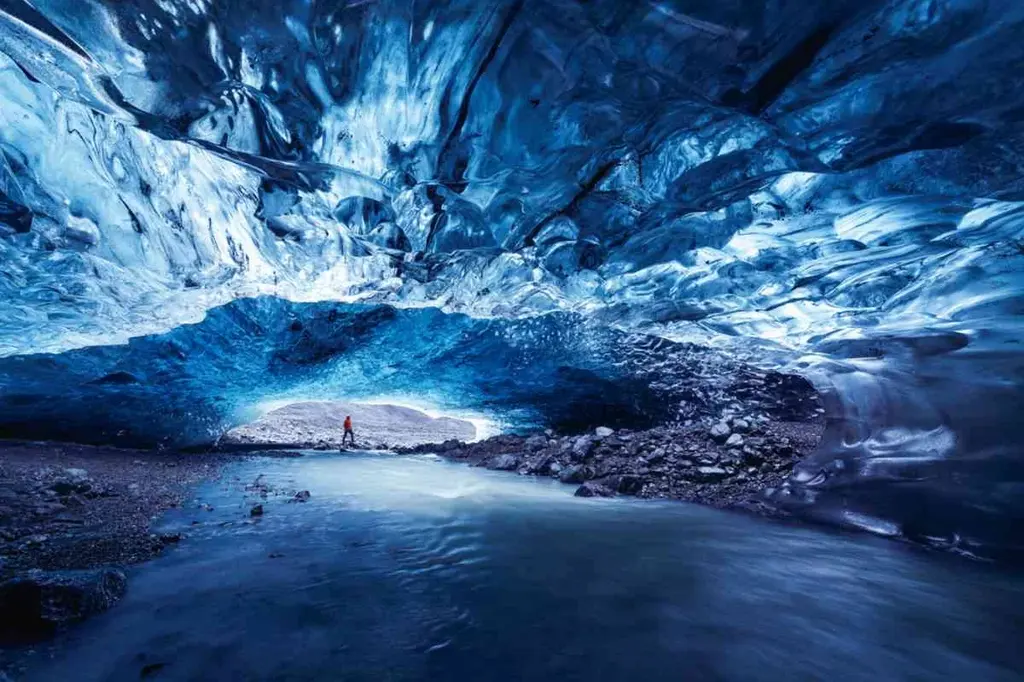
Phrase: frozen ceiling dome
[{"left": 0, "top": 0, "right": 1020, "bottom": 357}]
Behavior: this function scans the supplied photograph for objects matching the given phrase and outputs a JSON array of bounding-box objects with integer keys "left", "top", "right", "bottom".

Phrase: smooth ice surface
[{"left": 1, "top": 2, "right": 1023, "bottom": 554}]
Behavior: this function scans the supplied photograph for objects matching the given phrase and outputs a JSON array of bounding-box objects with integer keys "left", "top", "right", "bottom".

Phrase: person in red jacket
[{"left": 342, "top": 415, "right": 356, "bottom": 446}]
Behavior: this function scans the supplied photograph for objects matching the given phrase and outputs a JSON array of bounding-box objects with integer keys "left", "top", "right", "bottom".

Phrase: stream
[{"left": 20, "top": 451, "right": 1024, "bottom": 682}]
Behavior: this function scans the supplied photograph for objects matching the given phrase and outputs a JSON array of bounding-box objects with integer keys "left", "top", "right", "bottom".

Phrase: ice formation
[{"left": 0, "top": 1, "right": 1023, "bottom": 555}]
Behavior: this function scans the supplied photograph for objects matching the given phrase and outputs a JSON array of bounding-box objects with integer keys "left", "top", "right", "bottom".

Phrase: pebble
[{"left": 709, "top": 422, "right": 731, "bottom": 442}]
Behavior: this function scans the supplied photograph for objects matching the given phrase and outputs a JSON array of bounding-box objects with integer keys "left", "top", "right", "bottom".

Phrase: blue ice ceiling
[
  {"left": 1, "top": 0, "right": 1022, "bottom": 357},
  {"left": 1, "top": 1, "right": 1024, "bottom": 553}
]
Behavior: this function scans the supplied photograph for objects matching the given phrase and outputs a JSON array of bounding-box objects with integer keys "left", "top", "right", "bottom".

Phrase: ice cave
[{"left": 0, "top": 1, "right": 1023, "bottom": 679}]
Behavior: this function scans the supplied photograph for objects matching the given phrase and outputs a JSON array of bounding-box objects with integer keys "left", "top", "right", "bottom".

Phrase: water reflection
[{"left": 22, "top": 452, "right": 1024, "bottom": 682}]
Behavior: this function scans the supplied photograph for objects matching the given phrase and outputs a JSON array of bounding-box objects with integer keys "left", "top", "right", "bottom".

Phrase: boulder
[
  {"left": 616, "top": 475, "right": 646, "bottom": 495},
  {"left": 524, "top": 435, "right": 548, "bottom": 451},
  {"left": 0, "top": 568, "right": 128, "bottom": 643},
  {"left": 574, "top": 482, "right": 615, "bottom": 498},
  {"left": 594, "top": 426, "right": 614, "bottom": 438},
  {"left": 571, "top": 435, "right": 594, "bottom": 461},
  {"left": 726, "top": 434, "right": 744, "bottom": 448},
  {"left": 290, "top": 490, "right": 311, "bottom": 503},
  {"left": 486, "top": 454, "right": 519, "bottom": 471},
  {"left": 521, "top": 453, "right": 552, "bottom": 475},
  {"left": 250, "top": 504, "right": 264, "bottom": 517},
  {"left": 709, "top": 422, "right": 731, "bottom": 442},
  {"left": 558, "top": 464, "right": 590, "bottom": 484},
  {"left": 731, "top": 418, "right": 751, "bottom": 433}
]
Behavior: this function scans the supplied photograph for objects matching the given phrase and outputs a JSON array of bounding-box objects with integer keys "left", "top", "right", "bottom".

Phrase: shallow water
[{"left": 22, "top": 452, "right": 1024, "bottom": 681}]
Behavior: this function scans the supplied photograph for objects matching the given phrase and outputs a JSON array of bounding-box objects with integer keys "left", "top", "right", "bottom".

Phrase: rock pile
[{"left": 400, "top": 412, "right": 823, "bottom": 514}]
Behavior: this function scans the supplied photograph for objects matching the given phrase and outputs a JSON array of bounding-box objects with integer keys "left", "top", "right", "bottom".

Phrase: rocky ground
[
  {"left": 397, "top": 352, "right": 827, "bottom": 515},
  {"left": 0, "top": 442, "right": 225, "bottom": 650},
  {"left": 400, "top": 412, "right": 824, "bottom": 515}
]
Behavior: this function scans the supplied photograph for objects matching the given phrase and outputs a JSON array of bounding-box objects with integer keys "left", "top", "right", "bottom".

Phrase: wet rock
[
  {"left": 709, "top": 422, "right": 731, "bottom": 442},
  {"left": 0, "top": 568, "right": 128, "bottom": 643},
  {"left": 644, "top": 447, "right": 667, "bottom": 465},
  {"left": 615, "top": 475, "right": 646, "bottom": 495},
  {"left": 48, "top": 476, "right": 93, "bottom": 497},
  {"left": 519, "top": 452, "right": 551, "bottom": 474},
  {"left": 574, "top": 482, "right": 615, "bottom": 498},
  {"left": 250, "top": 504, "right": 264, "bottom": 517},
  {"left": 726, "top": 433, "right": 744, "bottom": 448},
  {"left": 548, "top": 461, "right": 563, "bottom": 476},
  {"left": 558, "top": 464, "right": 589, "bottom": 484},
  {"left": 742, "top": 447, "right": 764, "bottom": 464},
  {"left": 571, "top": 436, "right": 594, "bottom": 461},
  {"left": 486, "top": 454, "right": 519, "bottom": 471},
  {"left": 731, "top": 418, "right": 751, "bottom": 433},
  {"left": 290, "top": 490, "right": 311, "bottom": 503},
  {"left": 594, "top": 426, "right": 614, "bottom": 438},
  {"left": 524, "top": 435, "right": 548, "bottom": 451},
  {"left": 691, "top": 466, "right": 730, "bottom": 483}
]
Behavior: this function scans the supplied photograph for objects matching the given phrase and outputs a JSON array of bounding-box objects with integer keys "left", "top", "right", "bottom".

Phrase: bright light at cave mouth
[
  {"left": 249, "top": 397, "right": 500, "bottom": 443},
  {"left": 0, "top": 0, "right": 1022, "bottom": 561}
]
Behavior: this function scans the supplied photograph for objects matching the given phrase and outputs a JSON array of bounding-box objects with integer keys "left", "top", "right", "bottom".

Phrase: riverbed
[{"left": 18, "top": 451, "right": 1024, "bottom": 681}]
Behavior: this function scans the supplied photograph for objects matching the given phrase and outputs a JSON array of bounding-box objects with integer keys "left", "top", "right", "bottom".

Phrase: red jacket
[{"left": 344, "top": 417, "right": 352, "bottom": 430}]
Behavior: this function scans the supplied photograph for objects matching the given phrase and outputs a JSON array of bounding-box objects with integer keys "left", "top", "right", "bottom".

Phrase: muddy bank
[{"left": 400, "top": 413, "right": 824, "bottom": 516}]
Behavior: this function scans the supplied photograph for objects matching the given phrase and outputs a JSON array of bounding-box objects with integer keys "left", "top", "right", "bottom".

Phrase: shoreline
[
  {"left": 0, "top": 441, "right": 226, "bottom": 581},
  {"left": 400, "top": 416, "right": 824, "bottom": 514},
  {"left": 0, "top": 441, "right": 228, "bottom": 663},
  {"left": 0, "top": 411, "right": 822, "bottom": 662},
  {"left": 0, "top": 409, "right": 825, "bottom": 582}
]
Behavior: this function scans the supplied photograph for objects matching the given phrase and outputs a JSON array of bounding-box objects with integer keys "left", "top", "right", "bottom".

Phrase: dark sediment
[
  {"left": 0, "top": 442, "right": 224, "bottom": 578},
  {"left": 0, "top": 441, "right": 226, "bottom": 666}
]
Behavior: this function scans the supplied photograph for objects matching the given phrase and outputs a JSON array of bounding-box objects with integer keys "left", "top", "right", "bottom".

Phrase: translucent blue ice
[{"left": 1, "top": 0, "right": 1023, "bottom": 556}]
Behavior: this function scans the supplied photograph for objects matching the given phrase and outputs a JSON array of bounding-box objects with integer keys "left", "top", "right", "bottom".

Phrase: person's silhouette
[{"left": 342, "top": 415, "right": 355, "bottom": 446}]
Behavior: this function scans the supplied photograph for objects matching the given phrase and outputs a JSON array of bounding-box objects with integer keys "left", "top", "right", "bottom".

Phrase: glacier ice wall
[
  {"left": 0, "top": 297, "right": 819, "bottom": 446},
  {"left": 1, "top": 0, "right": 1024, "bottom": 556}
]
